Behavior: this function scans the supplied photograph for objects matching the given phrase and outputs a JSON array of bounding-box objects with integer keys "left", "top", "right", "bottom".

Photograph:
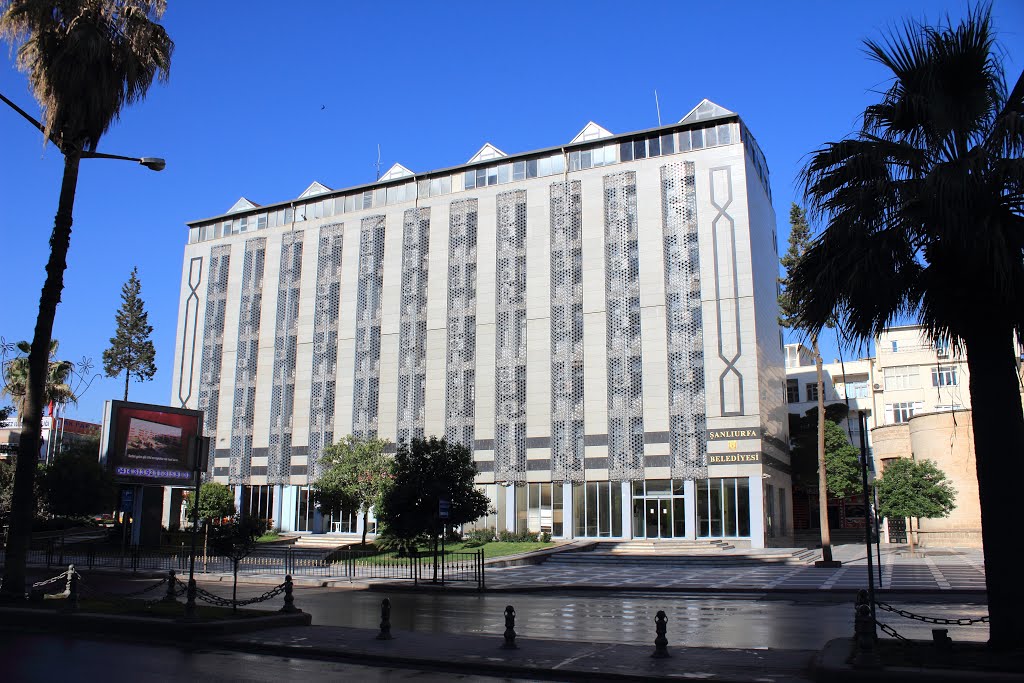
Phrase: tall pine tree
[
  {"left": 103, "top": 267, "right": 156, "bottom": 400},
  {"left": 778, "top": 204, "right": 837, "bottom": 565}
]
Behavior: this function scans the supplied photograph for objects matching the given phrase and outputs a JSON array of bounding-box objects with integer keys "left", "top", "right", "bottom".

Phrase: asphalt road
[
  {"left": 16, "top": 569, "right": 990, "bottom": 649},
  {"left": 0, "top": 634, "right": 541, "bottom": 683}
]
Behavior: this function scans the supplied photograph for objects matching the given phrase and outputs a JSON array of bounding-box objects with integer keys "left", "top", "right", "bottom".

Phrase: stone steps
[{"left": 543, "top": 540, "right": 815, "bottom": 567}]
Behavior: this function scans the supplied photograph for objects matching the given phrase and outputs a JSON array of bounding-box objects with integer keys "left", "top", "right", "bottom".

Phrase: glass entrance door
[{"left": 631, "top": 480, "right": 686, "bottom": 539}]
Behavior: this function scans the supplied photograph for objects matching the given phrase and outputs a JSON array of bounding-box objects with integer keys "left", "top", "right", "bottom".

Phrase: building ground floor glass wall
[{"left": 161, "top": 474, "right": 784, "bottom": 546}]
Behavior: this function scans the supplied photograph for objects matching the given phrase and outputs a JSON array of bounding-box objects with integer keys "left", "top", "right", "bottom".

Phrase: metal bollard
[
  {"left": 932, "top": 628, "right": 952, "bottom": 652},
  {"left": 500, "top": 605, "right": 518, "bottom": 650},
  {"left": 652, "top": 610, "right": 670, "bottom": 658},
  {"left": 280, "top": 575, "right": 299, "bottom": 614},
  {"left": 376, "top": 598, "right": 393, "bottom": 640},
  {"left": 163, "top": 570, "right": 178, "bottom": 603},
  {"left": 852, "top": 603, "right": 881, "bottom": 668},
  {"left": 66, "top": 565, "right": 80, "bottom": 611}
]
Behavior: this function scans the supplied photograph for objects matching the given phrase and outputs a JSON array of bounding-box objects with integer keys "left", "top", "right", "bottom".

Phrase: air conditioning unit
[{"left": 873, "top": 383, "right": 882, "bottom": 391}]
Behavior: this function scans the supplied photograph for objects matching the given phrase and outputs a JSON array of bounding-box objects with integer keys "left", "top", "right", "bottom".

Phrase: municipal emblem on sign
[{"left": 439, "top": 499, "right": 451, "bottom": 519}]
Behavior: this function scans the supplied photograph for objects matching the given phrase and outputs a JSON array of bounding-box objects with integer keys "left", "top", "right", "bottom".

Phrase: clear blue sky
[{"left": 1, "top": 1, "right": 1022, "bottom": 424}]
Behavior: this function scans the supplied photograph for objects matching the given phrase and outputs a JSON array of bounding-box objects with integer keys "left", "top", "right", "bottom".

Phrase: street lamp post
[
  {"left": 0, "top": 91, "right": 164, "bottom": 600},
  {"left": 858, "top": 410, "right": 878, "bottom": 629}
]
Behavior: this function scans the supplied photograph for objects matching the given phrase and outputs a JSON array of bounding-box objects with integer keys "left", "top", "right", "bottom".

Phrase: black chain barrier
[
  {"left": 75, "top": 573, "right": 185, "bottom": 608},
  {"left": 175, "top": 578, "right": 286, "bottom": 608},
  {"left": 874, "top": 617, "right": 912, "bottom": 643},
  {"left": 874, "top": 600, "right": 989, "bottom": 626}
]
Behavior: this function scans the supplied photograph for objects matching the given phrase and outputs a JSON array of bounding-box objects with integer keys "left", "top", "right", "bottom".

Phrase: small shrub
[
  {"left": 540, "top": 532, "right": 551, "bottom": 543},
  {"left": 466, "top": 528, "right": 495, "bottom": 544},
  {"left": 497, "top": 529, "right": 540, "bottom": 542}
]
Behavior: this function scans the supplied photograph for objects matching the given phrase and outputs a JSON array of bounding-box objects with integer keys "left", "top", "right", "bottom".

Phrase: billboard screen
[{"left": 100, "top": 401, "right": 203, "bottom": 486}]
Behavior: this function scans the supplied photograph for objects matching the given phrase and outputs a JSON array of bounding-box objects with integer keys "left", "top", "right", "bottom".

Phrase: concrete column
[
  {"left": 562, "top": 482, "right": 573, "bottom": 539},
  {"left": 130, "top": 485, "right": 143, "bottom": 546},
  {"left": 313, "top": 505, "right": 324, "bottom": 534},
  {"left": 748, "top": 476, "right": 765, "bottom": 549},
  {"left": 684, "top": 480, "right": 697, "bottom": 539},
  {"left": 278, "top": 485, "right": 295, "bottom": 532},
  {"left": 271, "top": 484, "right": 284, "bottom": 531},
  {"left": 620, "top": 481, "right": 632, "bottom": 539},
  {"left": 161, "top": 486, "right": 173, "bottom": 530},
  {"left": 233, "top": 485, "right": 243, "bottom": 518},
  {"left": 505, "top": 486, "right": 517, "bottom": 534}
]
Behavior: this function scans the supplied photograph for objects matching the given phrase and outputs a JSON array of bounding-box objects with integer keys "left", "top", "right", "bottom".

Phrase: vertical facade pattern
[
  {"left": 445, "top": 199, "right": 478, "bottom": 451},
  {"left": 229, "top": 237, "right": 266, "bottom": 484},
  {"left": 396, "top": 208, "right": 430, "bottom": 445},
  {"left": 197, "top": 244, "right": 231, "bottom": 477},
  {"left": 308, "top": 223, "right": 343, "bottom": 480},
  {"left": 549, "top": 181, "right": 585, "bottom": 482},
  {"left": 493, "top": 190, "right": 528, "bottom": 483},
  {"left": 352, "top": 216, "right": 386, "bottom": 438},
  {"left": 660, "top": 162, "right": 708, "bottom": 479},
  {"left": 268, "top": 230, "right": 303, "bottom": 484},
  {"left": 603, "top": 172, "right": 645, "bottom": 482}
]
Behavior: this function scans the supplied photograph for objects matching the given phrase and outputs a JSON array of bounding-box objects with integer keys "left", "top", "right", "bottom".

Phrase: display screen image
[{"left": 101, "top": 401, "right": 202, "bottom": 486}]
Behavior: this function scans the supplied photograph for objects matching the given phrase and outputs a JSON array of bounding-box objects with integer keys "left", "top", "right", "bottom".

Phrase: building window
[
  {"left": 805, "top": 383, "right": 818, "bottom": 402},
  {"left": 696, "top": 477, "right": 750, "bottom": 538},
  {"left": 573, "top": 481, "right": 623, "bottom": 538},
  {"left": 786, "top": 379, "right": 799, "bottom": 403},
  {"left": 891, "top": 340, "right": 899, "bottom": 352},
  {"left": 883, "top": 365, "right": 919, "bottom": 391},
  {"left": 931, "top": 365, "right": 958, "bottom": 387},
  {"left": 840, "top": 380, "right": 869, "bottom": 399},
  {"left": 885, "top": 401, "right": 922, "bottom": 424}
]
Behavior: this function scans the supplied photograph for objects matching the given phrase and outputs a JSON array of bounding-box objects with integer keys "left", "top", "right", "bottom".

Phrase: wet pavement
[{"left": 0, "top": 633, "right": 539, "bottom": 682}]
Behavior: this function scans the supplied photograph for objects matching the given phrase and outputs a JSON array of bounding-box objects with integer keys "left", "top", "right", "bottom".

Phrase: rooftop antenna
[
  {"left": 375, "top": 144, "right": 382, "bottom": 180},
  {"left": 654, "top": 90, "right": 662, "bottom": 127}
]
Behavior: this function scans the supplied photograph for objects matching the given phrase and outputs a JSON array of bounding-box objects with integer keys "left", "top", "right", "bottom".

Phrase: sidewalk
[{"left": 212, "top": 622, "right": 819, "bottom": 682}]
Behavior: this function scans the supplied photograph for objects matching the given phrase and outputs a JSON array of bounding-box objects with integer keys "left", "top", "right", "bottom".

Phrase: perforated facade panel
[
  {"left": 549, "top": 181, "right": 585, "bottom": 482},
  {"left": 197, "top": 244, "right": 231, "bottom": 477},
  {"left": 603, "top": 172, "right": 645, "bottom": 482},
  {"left": 445, "top": 199, "right": 478, "bottom": 451},
  {"left": 268, "top": 231, "right": 303, "bottom": 484},
  {"left": 308, "top": 223, "right": 343, "bottom": 480},
  {"left": 352, "top": 216, "right": 386, "bottom": 438},
  {"left": 229, "top": 237, "right": 266, "bottom": 484},
  {"left": 493, "top": 190, "right": 528, "bottom": 483},
  {"left": 660, "top": 162, "right": 707, "bottom": 479},
  {"left": 397, "top": 208, "right": 430, "bottom": 445}
]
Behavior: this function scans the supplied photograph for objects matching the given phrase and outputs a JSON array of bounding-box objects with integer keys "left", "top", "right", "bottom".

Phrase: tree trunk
[
  {"left": 963, "top": 325, "right": 1024, "bottom": 649},
  {"left": 813, "top": 337, "right": 834, "bottom": 564},
  {"left": 232, "top": 560, "right": 239, "bottom": 613},
  {"left": 0, "top": 151, "right": 81, "bottom": 600},
  {"left": 123, "top": 368, "right": 129, "bottom": 401},
  {"left": 361, "top": 509, "right": 368, "bottom": 546},
  {"left": 907, "top": 517, "right": 915, "bottom": 555}
]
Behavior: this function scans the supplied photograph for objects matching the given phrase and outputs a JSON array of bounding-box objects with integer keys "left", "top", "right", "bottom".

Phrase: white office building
[{"left": 171, "top": 99, "right": 791, "bottom": 547}]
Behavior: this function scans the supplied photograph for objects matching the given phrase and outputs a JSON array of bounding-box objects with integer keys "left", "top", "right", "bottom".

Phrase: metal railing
[{"left": 20, "top": 540, "right": 486, "bottom": 589}]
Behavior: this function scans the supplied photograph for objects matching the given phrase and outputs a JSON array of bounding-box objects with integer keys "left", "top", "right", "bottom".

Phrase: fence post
[
  {"left": 87, "top": 545, "right": 95, "bottom": 570},
  {"left": 652, "top": 610, "right": 670, "bottom": 658},
  {"left": 501, "top": 605, "right": 518, "bottom": 649},
  {"left": 376, "top": 597, "right": 393, "bottom": 640},
  {"left": 66, "top": 565, "right": 79, "bottom": 611},
  {"left": 479, "top": 548, "right": 486, "bottom": 591},
  {"left": 46, "top": 539, "right": 54, "bottom": 568},
  {"left": 280, "top": 575, "right": 299, "bottom": 613},
  {"left": 163, "top": 570, "right": 178, "bottom": 603}
]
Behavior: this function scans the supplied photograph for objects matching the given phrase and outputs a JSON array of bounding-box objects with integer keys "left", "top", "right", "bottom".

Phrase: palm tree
[
  {"left": 789, "top": 6, "right": 1024, "bottom": 648},
  {"left": 0, "top": 0, "right": 172, "bottom": 600},
  {"left": 1, "top": 340, "right": 77, "bottom": 416}
]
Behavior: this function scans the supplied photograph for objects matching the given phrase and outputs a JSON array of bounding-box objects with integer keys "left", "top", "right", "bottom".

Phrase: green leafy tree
[
  {"left": 37, "top": 437, "right": 115, "bottom": 518},
  {"left": 102, "top": 266, "right": 156, "bottom": 401},
  {"left": 376, "top": 436, "right": 490, "bottom": 576},
  {"left": 779, "top": 204, "right": 836, "bottom": 563},
  {"left": 311, "top": 434, "right": 391, "bottom": 546},
  {"left": 875, "top": 458, "right": 956, "bottom": 555},
  {"left": 210, "top": 516, "right": 265, "bottom": 611},
  {"left": 0, "top": 0, "right": 173, "bottom": 599},
  {"left": 822, "top": 420, "right": 861, "bottom": 499},
  {"left": 788, "top": 6, "right": 1023, "bottom": 646},
  {"left": 1, "top": 340, "right": 76, "bottom": 417},
  {"left": 183, "top": 481, "right": 236, "bottom": 525},
  {"left": 0, "top": 405, "right": 12, "bottom": 422}
]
